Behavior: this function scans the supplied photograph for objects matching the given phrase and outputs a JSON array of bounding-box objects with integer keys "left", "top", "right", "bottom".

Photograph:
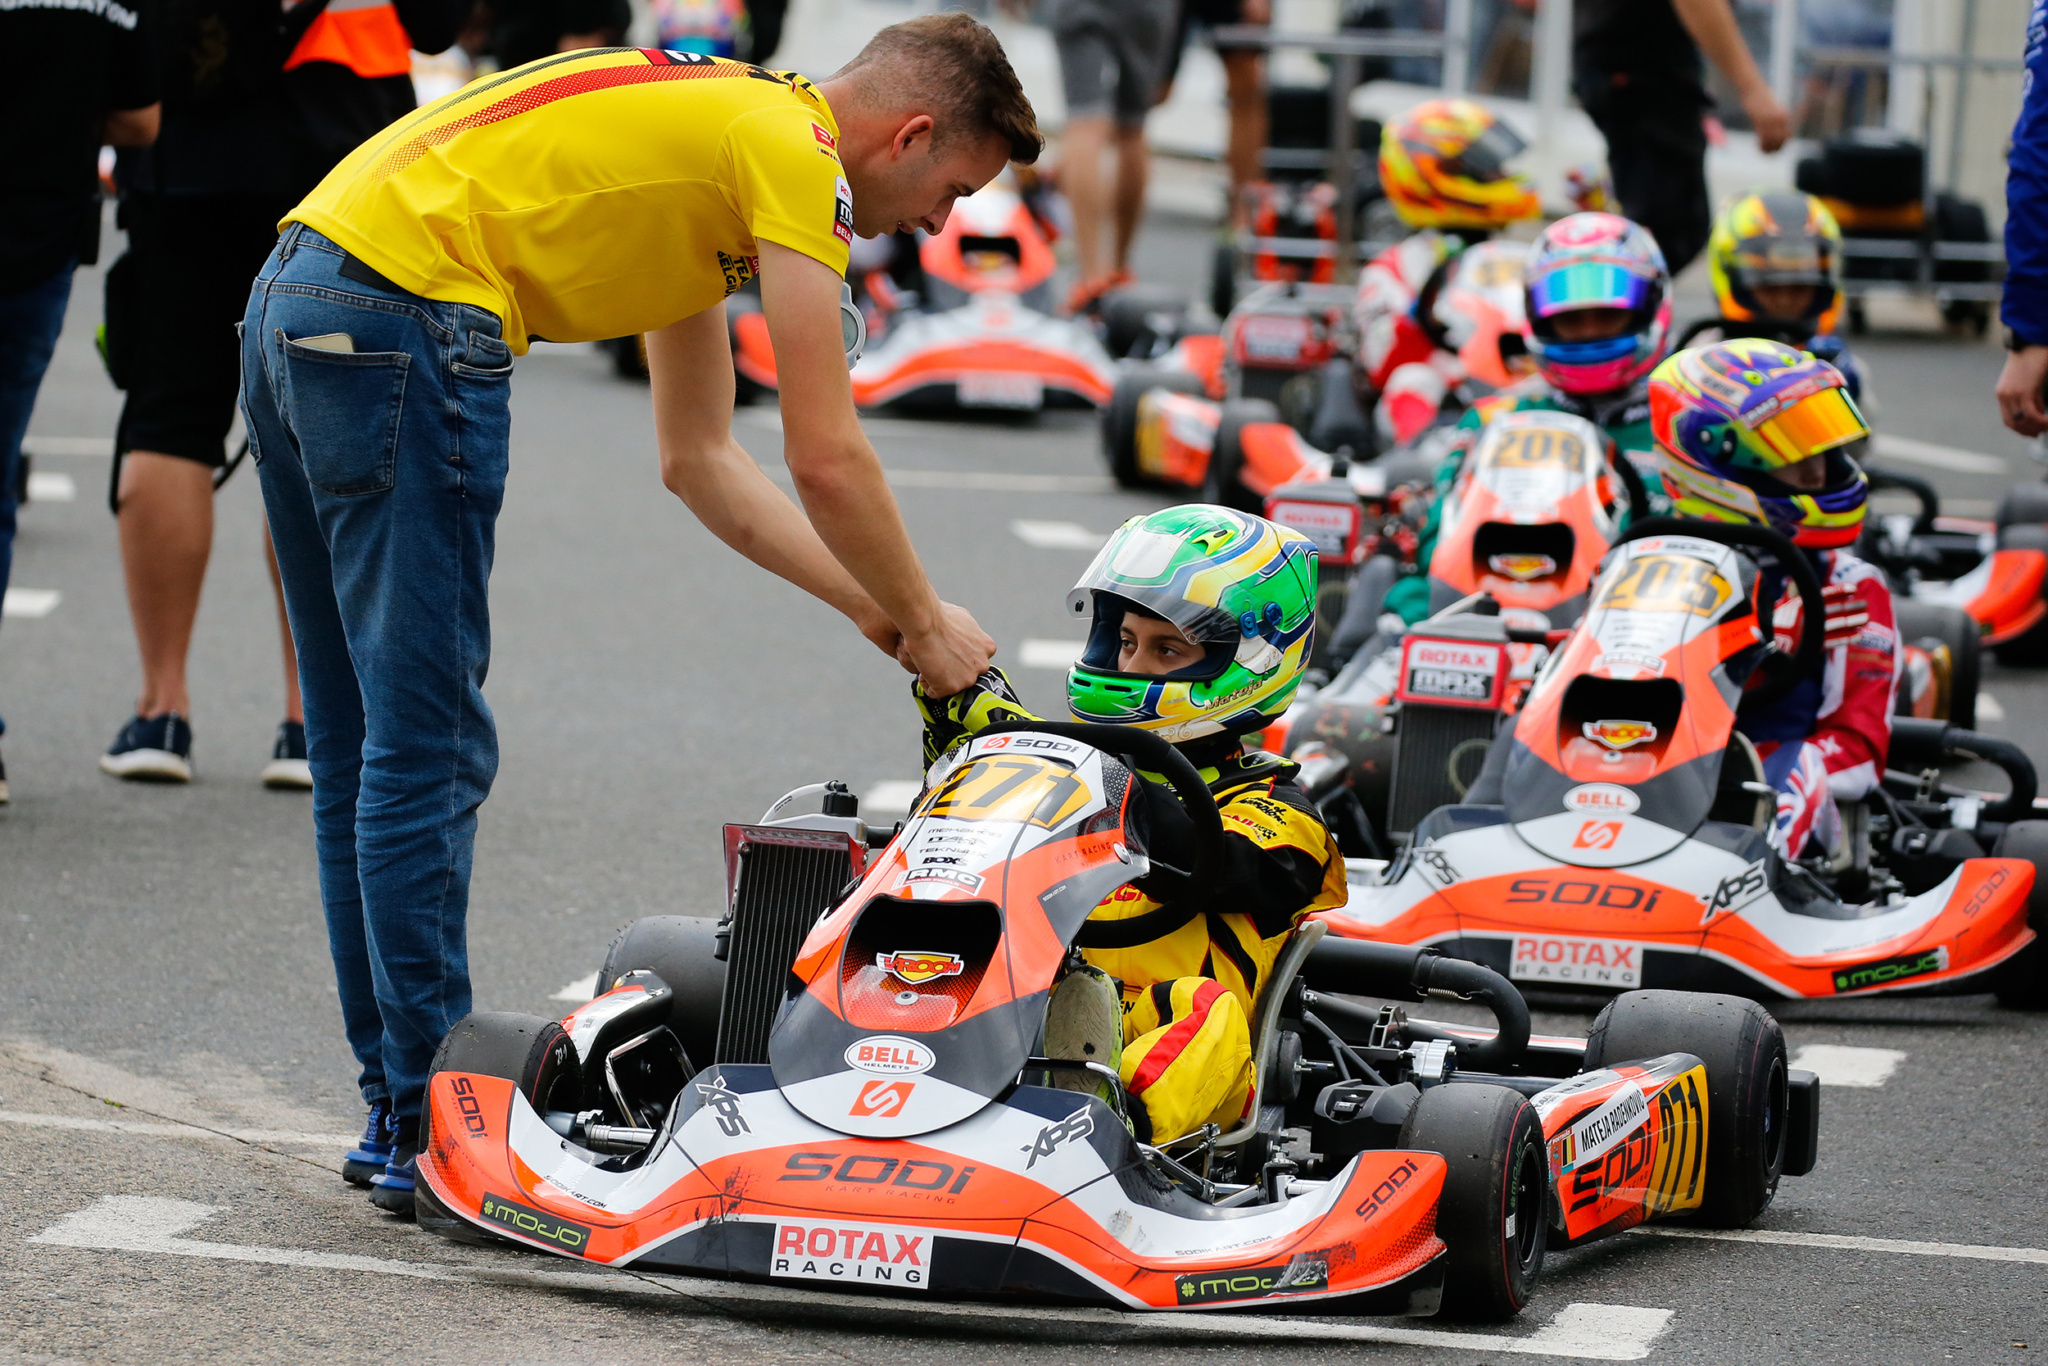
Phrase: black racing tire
[
  {"left": 1399, "top": 1083, "right": 1547, "bottom": 1321},
  {"left": 1103, "top": 368, "right": 1206, "bottom": 489},
  {"left": 1894, "top": 601, "right": 1979, "bottom": 729},
  {"left": 598, "top": 916, "right": 726, "bottom": 1072},
  {"left": 1582, "top": 991, "right": 1788, "bottom": 1228},
  {"left": 417, "top": 1012, "right": 582, "bottom": 1239},
  {"left": 1100, "top": 284, "right": 1190, "bottom": 360},
  {"left": 1995, "top": 483, "right": 2048, "bottom": 529},
  {"left": 1204, "top": 398, "right": 1280, "bottom": 513},
  {"left": 1989, "top": 821, "right": 2048, "bottom": 1010},
  {"left": 1994, "top": 524, "right": 2048, "bottom": 665},
  {"left": 1209, "top": 240, "right": 1238, "bottom": 320},
  {"left": 604, "top": 334, "right": 649, "bottom": 381}
]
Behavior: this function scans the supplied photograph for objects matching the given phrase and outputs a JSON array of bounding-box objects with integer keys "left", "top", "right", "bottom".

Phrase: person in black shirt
[
  {"left": 98, "top": 0, "right": 467, "bottom": 790},
  {"left": 0, "top": 0, "right": 161, "bottom": 806},
  {"left": 1573, "top": 0, "right": 1790, "bottom": 275}
]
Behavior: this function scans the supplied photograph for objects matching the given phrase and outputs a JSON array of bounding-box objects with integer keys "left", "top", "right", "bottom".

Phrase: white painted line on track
[
  {"left": 1020, "top": 638, "right": 1085, "bottom": 669},
  {"left": 19, "top": 435, "right": 112, "bottom": 458},
  {"left": 1871, "top": 434, "right": 2011, "bottom": 476},
  {"left": 3, "top": 589, "right": 60, "bottom": 618},
  {"left": 1977, "top": 692, "right": 2007, "bottom": 722},
  {"left": 1636, "top": 1225, "right": 2048, "bottom": 1267},
  {"left": 1011, "top": 520, "right": 1106, "bottom": 550},
  {"left": 0, "top": 1109, "right": 355, "bottom": 1149},
  {"left": 33, "top": 1197, "right": 1673, "bottom": 1358},
  {"left": 26, "top": 470, "right": 77, "bottom": 501},
  {"left": 863, "top": 779, "right": 923, "bottom": 814},
  {"left": 550, "top": 971, "right": 599, "bottom": 1003},
  {"left": 886, "top": 469, "right": 1115, "bottom": 495},
  {"left": 1790, "top": 1044, "right": 1905, "bottom": 1089}
]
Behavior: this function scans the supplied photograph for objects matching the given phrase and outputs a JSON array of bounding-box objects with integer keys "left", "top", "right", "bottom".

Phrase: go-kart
[
  {"left": 413, "top": 722, "right": 1817, "bottom": 1318},
  {"left": 1858, "top": 467, "right": 2048, "bottom": 673},
  {"left": 729, "top": 181, "right": 1118, "bottom": 412},
  {"left": 1310, "top": 519, "right": 2046, "bottom": 1009},
  {"left": 1102, "top": 281, "right": 1355, "bottom": 494}
]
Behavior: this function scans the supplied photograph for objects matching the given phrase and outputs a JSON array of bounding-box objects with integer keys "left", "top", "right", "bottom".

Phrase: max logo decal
[
  {"left": 1572, "top": 820, "right": 1625, "bottom": 851},
  {"left": 850, "top": 1079, "right": 915, "bottom": 1118}
]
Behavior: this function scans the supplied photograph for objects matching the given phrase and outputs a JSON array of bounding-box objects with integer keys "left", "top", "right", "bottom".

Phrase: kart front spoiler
[{"left": 419, "top": 1064, "right": 1448, "bottom": 1314}]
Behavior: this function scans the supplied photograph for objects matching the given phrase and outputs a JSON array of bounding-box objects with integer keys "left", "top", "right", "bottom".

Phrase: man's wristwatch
[{"left": 2007, "top": 330, "right": 2048, "bottom": 352}]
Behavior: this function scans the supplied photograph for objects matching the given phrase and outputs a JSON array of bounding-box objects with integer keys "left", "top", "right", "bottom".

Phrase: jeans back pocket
[{"left": 278, "top": 331, "right": 411, "bottom": 497}]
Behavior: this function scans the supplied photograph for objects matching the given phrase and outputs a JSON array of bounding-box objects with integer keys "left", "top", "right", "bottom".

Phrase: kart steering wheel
[
  {"left": 1615, "top": 517, "right": 1827, "bottom": 708},
  {"left": 972, "top": 720, "right": 1223, "bottom": 887},
  {"left": 1608, "top": 447, "right": 1653, "bottom": 526}
]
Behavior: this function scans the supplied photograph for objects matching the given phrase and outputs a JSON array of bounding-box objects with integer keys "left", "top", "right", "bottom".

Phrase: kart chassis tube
[
  {"left": 1887, "top": 717, "right": 2039, "bottom": 822},
  {"left": 1299, "top": 937, "right": 1531, "bottom": 1071}
]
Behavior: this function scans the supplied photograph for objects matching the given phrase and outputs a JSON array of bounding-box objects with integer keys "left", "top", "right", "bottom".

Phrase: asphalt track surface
[{"left": 4, "top": 212, "right": 2046, "bottom": 1363}]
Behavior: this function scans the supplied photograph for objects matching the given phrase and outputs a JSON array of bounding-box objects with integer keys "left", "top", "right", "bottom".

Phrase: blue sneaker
[
  {"left": 100, "top": 712, "right": 193, "bottom": 782},
  {"left": 368, "top": 1120, "right": 420, "bottom": 1218},
  {"left": 342, "top": 1100, "right": 397, "bottom": 1187}
]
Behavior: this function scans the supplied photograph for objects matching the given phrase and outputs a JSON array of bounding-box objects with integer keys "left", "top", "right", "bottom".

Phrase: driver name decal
[{"left": 769, "top": 1218, "right": 939, "bottom": 1288}]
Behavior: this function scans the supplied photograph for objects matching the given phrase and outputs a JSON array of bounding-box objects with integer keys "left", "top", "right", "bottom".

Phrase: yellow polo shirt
[{"left": 288, "top": 47, "right": 853, "bottom": 353}]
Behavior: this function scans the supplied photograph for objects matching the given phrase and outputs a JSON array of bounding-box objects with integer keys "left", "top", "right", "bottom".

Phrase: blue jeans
[
  {"left": 0, "top": 263, "right": 77, "bottom": 738},
  {"left": 239, "top": 225, "right": 513, "bottom": 1123}
]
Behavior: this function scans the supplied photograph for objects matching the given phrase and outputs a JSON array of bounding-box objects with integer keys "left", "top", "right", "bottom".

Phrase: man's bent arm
[
  {"left": 646, "top": 305, "right": 899, "bottom": 654},
  {"left": 1671, "top": 0, "right": 1791, "bottom": 152},
  {"left": 756, "top": 241, "right": 994, "bottom": 692}
]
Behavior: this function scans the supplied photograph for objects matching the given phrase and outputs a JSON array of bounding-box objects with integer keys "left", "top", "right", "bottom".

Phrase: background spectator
[
  {"left": 1997, "top": 0, "right": 2048, "bottom": 437},
  {"left": 100, "top": 0, "right": 466, "bottom": 787},
  {"left": 1574, "top": 0, "right": 1791, "bottom": 275},
  {"left": 472, "top": 0, "right": 632, "bottom": 70},
  {"left": 1049, "top": 0, "right": 1177, "bottom": 307},
  {"left": 1161, "top": 0, "right": 1270, "bottom": 227},
  {"left": 0, "top": 0, "right": 160, "bottom": 806}
]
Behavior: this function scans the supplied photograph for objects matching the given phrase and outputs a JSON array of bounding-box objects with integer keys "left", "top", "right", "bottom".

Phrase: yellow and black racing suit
[{"left": 917, "top": 671, "right": 1347, "bottom": 1143}]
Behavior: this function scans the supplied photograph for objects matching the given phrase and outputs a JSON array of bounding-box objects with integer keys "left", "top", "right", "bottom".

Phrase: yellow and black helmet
[{"left": 1707, "top": 189, "right": 1845, "bottom": 335}]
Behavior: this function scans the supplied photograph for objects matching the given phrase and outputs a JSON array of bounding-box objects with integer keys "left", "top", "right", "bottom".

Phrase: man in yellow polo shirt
[{"left": 236, "top": 14, "right": 1041, "bottom": 1219}]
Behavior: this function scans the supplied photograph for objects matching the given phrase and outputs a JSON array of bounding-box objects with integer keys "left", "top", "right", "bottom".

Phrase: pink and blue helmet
[{"left": 1524, "top": 212, "right": 1673, "bottom": 396}]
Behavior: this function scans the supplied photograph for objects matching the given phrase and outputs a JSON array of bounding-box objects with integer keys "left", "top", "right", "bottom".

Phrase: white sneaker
[
  {"left": 260, "top": 721, "right": 312, "bottom": 790},
  {"left": 99, "top": 713, "right": 193, "bottom": 782}
]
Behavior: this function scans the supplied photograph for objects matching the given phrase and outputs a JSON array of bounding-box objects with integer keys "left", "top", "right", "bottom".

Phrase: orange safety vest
[{"left": 284, "top": 0, "right": 413, "bottom": 78}]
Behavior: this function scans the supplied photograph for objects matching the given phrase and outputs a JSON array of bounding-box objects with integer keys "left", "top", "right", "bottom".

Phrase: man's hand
[
  {"left": 1998, "top": 345, "right": 2048, "bottom": 436},
  {"left": 903, "top": 601, "right": 997, "bottom": 697},
  {"left": 1742, "top": 87, "right": 1793, "bottom": 154}
]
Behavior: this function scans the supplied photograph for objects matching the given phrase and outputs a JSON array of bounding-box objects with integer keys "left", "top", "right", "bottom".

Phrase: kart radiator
[
  {"left": 1386, "top": 703, "right": 1499, "bottom": 838},
  {"left": 716, "top": 824, "right": 864, "bottom": 1065}
]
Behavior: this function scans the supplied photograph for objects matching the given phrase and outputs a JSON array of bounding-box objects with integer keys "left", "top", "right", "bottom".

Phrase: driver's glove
[
  {"left": 1128, "top": 777, "right": 1205, "bottom": 903},
  {"left": 1772, "top": 582, "right": 1869, "bottom": 651},
  {"left": 913, "top": 666, "right": 1037, "bottom": 768}
]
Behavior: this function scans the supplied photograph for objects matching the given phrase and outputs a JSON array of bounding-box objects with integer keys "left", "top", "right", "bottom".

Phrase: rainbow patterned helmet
[
  {"left": 1524, "top": 212, "right": 1673, "bottom": 396},
  {"left": 1378, "top": 99, "right": 1541, "bottom": 230},
  {"left": 1708, "top": 189, "right": 1845, "bottom": 335},
  {"left": 1066, "top": 506, "right": 1318, "bottom": 741},
  {"left": 1649, "top": 339, "right": 1871, "bottom": 549}
]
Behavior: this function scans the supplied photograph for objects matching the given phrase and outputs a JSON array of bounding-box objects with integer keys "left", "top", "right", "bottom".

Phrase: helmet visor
[
  {"left": 1441, "top": 119, "right": 1527, "bottom": 184},
  {"left": 1529, "top": 260, "right": 1653, "bottom": 317},
  {"left": 1731, "top": 238, "right": 1833, "bottom": 288},
  {"left": 1742, "top": 385, "right": 1868, "bottom": 468}
]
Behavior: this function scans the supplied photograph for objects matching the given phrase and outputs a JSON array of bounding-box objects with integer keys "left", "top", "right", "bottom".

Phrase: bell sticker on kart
[
  {"left": 768, "top": 1218, "right": 942, "bottom": 1288},
  {"left": 1394, "top": 637, "right": 1510, "bottom": 710},
  {"left": 1509, "top": 934, "right": 1650, "bottom": 988}
]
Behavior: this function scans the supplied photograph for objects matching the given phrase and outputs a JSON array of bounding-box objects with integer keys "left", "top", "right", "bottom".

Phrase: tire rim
[
  {"left": 1761, "top": 1053, "right": 1789, "bottom": 1174},
  {"left": 1509, "top": 1131, "right": 1547, "bottom": 1272}
]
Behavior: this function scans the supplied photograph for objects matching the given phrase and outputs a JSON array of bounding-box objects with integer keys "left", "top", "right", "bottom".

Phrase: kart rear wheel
[
  {"left": 417, "top": 1013, "right": 582, "bottom": 1240},
  {"left": 1103, "top": 368, "right": 1204, "bottom": 489},
  {"left": 1894, "top": 601, "right": 1979, "bottom": 729},
  {"left": 1993, "top": 525, "right": 2048, "bottom": 666},
  {"left": 1204, "top": 398, "right": 1280, "bottom": 513},
  {"left": 1995, "top": 483, "right": 2048, "bottom": 529},
  {"left": 1988, "top": 821, "right": 2048, "bottom": 1010},
  {"left": 1100, "top": 285, "right": 1189, "bottom": 360},
  {"left": 598, "top": 916, "right": 726, "bottom": 1071},
  {"left": 1582, "top": 991, "right": 1787, "bottom": 1228},
  {"left": 1398, "top": 1083, "right": 1547, "bottom": 1321}
]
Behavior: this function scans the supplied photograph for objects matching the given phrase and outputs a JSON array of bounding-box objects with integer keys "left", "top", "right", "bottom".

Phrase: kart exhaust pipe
[{"left": 1301, "top": 939, "right": 1530, "bottom": 1071}]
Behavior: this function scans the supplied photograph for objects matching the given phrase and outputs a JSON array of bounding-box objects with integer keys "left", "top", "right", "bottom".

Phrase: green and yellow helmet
[{"left": 1066, "top": 505, "right": 1318, "bottom": 741}]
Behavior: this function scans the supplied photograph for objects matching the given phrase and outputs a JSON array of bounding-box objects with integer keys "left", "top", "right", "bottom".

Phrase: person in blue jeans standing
[
  {"left": 240, "top": 19, "right": 1037, "bottom": 1219},
  {"left": 0, "top": 0, "right": 159, "bottom": 804}
]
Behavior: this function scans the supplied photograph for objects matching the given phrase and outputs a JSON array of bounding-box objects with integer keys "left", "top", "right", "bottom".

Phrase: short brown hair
[{"left": 834, "top": 13, "right": 1044, "bottom": 165}]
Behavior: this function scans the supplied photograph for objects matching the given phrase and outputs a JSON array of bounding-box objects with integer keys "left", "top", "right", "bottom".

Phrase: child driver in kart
[
  {"left": 1649, "top": 338, "right": 1899, "bottom": 861},
  {"left": 916, "top": 505, "right": 1346, "bottom": 1144}
]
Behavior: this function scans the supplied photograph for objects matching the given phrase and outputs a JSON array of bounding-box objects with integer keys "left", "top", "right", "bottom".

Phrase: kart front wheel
[
  {"left": 598, "top": 915, "right": 727, "bottom": 1071},
  {"left": 1102, "top": 368, "right": 1203, "bottom": 489},
  {"left": 1583, "top": 991, "right": 1787, "bottom": 1228},
  {"left": 1989, "top": 821, "right": 2048, "bottom": 1010},
  {"left": 1204, "top": 398, "right": 1280, "bottom": 513},
  {"left": 1399, "top": 1083, "right": 1547, "bottom": 1321},
  {"left": 417, "top": 1013, "right": 583, "bottom": 1239}
]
